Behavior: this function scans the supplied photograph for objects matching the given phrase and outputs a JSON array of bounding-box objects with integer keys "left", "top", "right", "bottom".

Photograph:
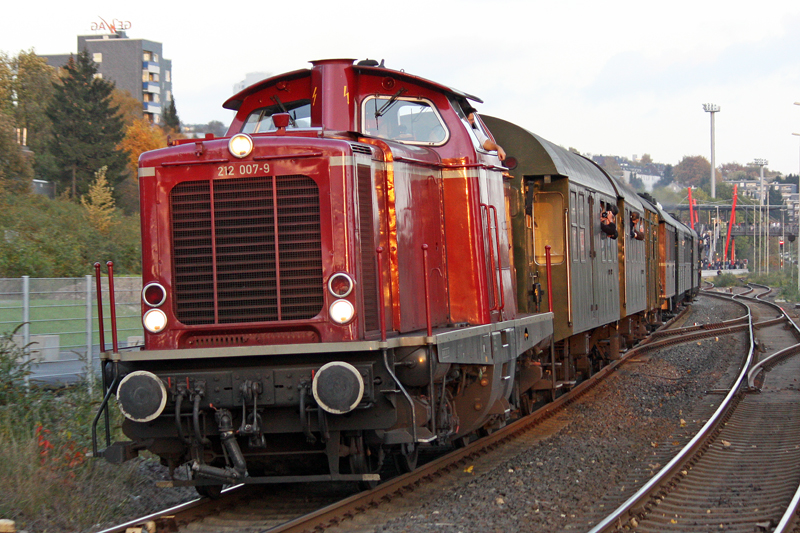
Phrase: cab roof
[
  {"left": 222, "top": 60, "right": 483, "bottom": 111},
  {"left": 482, "top": 115, "right": 617, "bottom": 197}
]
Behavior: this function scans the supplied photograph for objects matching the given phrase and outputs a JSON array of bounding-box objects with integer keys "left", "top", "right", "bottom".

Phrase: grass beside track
[
  {"left": 0, "top": 332, "right": 143, "bottom": 532},
  {"left": 0, "top": 299, "right": 142, "bottom": 350}
]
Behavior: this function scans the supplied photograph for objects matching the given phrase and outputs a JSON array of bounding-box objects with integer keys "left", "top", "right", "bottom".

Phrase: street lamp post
[
  {"left": 754, "top": 158, "right": 769, "bottom": 273},
  {"left": 794, "top": 99, "right": 800, "bottom": 290},
  {"left": 703, "top": 104, "right": 720, "bottom": 199}
]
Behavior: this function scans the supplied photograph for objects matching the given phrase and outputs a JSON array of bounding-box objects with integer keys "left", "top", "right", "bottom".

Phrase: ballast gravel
[
  {"left": 374, "top": 295, "right": 747, "bottom": 533},
  {"left": 89, "top": 294, "right": 748, "bottom": 533}
]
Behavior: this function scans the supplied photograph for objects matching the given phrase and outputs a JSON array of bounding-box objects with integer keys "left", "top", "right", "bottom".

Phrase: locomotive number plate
[{"left": 217, "top": 163, "right": 270, "bottom": 177}]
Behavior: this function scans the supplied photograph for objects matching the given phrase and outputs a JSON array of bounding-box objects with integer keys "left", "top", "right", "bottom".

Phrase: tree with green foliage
[
  {"left": 45, "top": 50, "right": 127, "bottom": 198},
  {"left": 80, "top": 166, "right": 116, "bottom": 235},
  {"left": 0, "top": 109, "right": 33, "bottom": 192},
  {"left": 10, "top": 51, "right": 56, "bottom": 163},
  {"left": 0, "top": 51, "right": 51, "bottom": 192},
  {"left": 110, "top": 88, "right": 144, "bottom": 128},
  {"left": 162, "top": 97, "right": 180, "bottom": 133},
  {"left": 0, "top": 192, "right": 140, "bottom": 277},
  {"left": 629, "top": 174, "right": 645, "bottom": 191},
  {"left": 598, "top": 155, "right": 623, "bottom": 179}
]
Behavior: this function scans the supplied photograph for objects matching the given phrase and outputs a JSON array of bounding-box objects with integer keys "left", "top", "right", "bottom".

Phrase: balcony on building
[
  {"left": 143, "top": 101, "right": 162, "bottom": 114},
  {"left": 143, "top": 61, "right": 160, "bottom": 74}
]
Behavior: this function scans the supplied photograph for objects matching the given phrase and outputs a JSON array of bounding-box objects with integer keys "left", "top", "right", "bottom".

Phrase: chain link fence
[{"left": 0, "top": 276, "right": 143, "bottom": 389}]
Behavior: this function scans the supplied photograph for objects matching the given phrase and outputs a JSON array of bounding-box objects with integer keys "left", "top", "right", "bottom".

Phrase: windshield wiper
[
  {"left": 374, "top": 88, "right": 407, "bottom": 118},
  {"left": 271, "top": 95, "right": 297, "bottom": 127}
]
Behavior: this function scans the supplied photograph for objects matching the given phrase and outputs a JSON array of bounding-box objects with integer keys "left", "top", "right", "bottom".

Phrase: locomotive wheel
[
  {"left": 519, "top": 392, "right": 534, "bottom": 416},
  {"left": 452, "top": 435, "right": 472, "bottom": 448},
  {"left": 394, "top": 443, "right": 418, "bottom": 473},
  {"left": 347, "top": 434, "right": 383, "bottom": 490},
  {"left": 195, "top": 483, "right": 223, "bottom": 499}
]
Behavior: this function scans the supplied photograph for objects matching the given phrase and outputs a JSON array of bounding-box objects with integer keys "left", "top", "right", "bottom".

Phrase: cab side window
[
  {"left": 362, "top": 96, "right": 448, "bottom": 145},
  {"left": 242, "top": 100, "right": 311, "bottom": 133}
]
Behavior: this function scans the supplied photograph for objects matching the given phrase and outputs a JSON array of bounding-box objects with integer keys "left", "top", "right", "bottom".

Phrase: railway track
[
  {"left": 97, "top": 302, "right": 714, "bottom": 533},
  {"left": 585, "top": 286, "right": 800, "bottom": 533},
  {"left": 98, "top": 289, "right": 788, "bottom": 533}
]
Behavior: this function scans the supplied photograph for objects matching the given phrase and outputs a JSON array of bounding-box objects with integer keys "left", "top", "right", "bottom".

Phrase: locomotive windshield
[
  {"left": 242, "top": 99, "right": 311, "bottom": 132},
  {"left": 362, "top": 96, "right": 448, "bottom": 145}
]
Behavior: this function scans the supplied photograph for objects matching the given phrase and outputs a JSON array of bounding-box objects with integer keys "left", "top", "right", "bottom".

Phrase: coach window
[
  {"left": 570, "top": 191, "right": 578, "bottom": 261},
  {"left": 533, "top": 192, "right": 565, "bottom": 265},
  {"left": 242, "top": 99, "right": 312, "bottom": 133},
  {"left": 362, "top": 96, "right": 448, "bottom": 145}
]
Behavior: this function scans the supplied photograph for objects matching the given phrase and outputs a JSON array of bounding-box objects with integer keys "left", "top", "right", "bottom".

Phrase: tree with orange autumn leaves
[{"left": 117, "top": 117, "right": 168, "bottom": 180}]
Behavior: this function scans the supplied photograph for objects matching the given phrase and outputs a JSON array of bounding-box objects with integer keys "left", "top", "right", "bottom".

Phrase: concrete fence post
[
  {"left": 85, "top": 275, "right": 93, "bottom": 395},
  {"left": 22, "top": 276, "right": 30, "bottom": 390}
]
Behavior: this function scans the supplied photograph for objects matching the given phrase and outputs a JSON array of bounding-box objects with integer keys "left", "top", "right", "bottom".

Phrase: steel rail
[
  {"left": 261, "top": 306, "right": 699, "bottom": 533},
  {"left": 587, "top": 292, "right": 754, "bottom": 533},
  {"left": 743, "top": 283, "right": 800, "bottom": 532}
]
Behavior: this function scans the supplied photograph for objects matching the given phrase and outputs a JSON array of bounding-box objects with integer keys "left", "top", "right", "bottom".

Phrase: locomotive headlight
[
  {"left": 328, "top": 272, "right": 354, "bottom": 298},
  {"left": 143, "top": 308, "right": 168, "bottom": 333},
  {"left": 329, "top": 299, "right": 355, "bottom": 325},
  {"left": 142, "top": 282, "right": 167, "bottom": 307},
  {"left": 228, "top": 133, "right": 253, "bottom": 158}
]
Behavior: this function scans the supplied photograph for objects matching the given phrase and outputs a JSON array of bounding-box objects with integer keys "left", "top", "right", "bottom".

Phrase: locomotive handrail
[
  {"left": 545, "top": 245, "right": 554, "bottom": 313},
  {"left": 94, "top": 262, "right": 106, "bottom": 353},
  {"left": 376, "top": 246, "right": 387, "bottom": 342},
  {"left": 107, "top": 261, "right": 119, "bottom": 353},
  {"left": 480, "top": 203, "right": 505, "bottom": 313},
  {"left": 377, "top": 245, "right": 418, "bottom": 443},
  {"left": 489, "top": 205, "right": 505, "bottom": 312},
  {"left": 422, "top": 244, "right": 432, "bottom": 337},
  {"left": 93, "top": 262, "right": 111, "bottom": 451},
  {"left": 161, "top": 158, "right": 229, "bottom": 167}
]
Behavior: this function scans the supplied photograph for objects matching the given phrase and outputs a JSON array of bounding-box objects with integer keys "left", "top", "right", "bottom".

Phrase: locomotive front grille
[{"left": 170, "top": 175, "right": 323, "bottom": 325}]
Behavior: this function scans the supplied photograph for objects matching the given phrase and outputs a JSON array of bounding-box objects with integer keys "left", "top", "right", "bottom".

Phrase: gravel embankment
[{"left": 368, "top": 295, "right": 746, "bottom": 533}]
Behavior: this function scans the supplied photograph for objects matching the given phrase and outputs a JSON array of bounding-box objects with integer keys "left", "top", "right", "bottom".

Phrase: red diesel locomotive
[{"left": 93, "top": 58, "right": 697, "bottom": 494}]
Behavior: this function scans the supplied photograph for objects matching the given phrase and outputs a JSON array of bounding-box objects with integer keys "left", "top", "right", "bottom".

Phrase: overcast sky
[{"left": 3, "top": 1, "right": 800, "bottom": 176}]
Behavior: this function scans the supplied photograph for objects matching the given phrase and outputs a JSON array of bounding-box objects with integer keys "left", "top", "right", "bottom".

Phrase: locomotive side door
[{"left": 478, "top": 167, "right": 508, "bottom": 323}]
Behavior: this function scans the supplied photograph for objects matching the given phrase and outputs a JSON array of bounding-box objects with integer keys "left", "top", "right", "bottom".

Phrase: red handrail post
[
  {"left": 94, "top": 262, "right": 106, "bottom": 353},
  {"left": 376, "top": 247, "right": 387, "bottom": 342},
  {"left": 545, "top": 245, "right": 554, "bottom": 313},
  {"left": 422, "top": 244, "right": 432, "bottom": 337},
  {"left": 106, "top": 261, "right": 119, "bottom": 353}
]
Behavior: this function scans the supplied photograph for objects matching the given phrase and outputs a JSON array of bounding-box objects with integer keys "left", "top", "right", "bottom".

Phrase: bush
[
  {"left": 746, "top": 271, "right": 800, "bottom": 302},
  {"left": 0, "top": 329, "right": 140, "bottom": 532},
  {"left": 712, "top": 273, "right": 740, "bottom": 288},
  {"left": 0, "top": 192, "right": 140, "bottom": 277}
]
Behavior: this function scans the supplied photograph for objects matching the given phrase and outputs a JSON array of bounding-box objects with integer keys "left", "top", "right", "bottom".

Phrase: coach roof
[{"left": 482, "top": 116, "right": 617, "bottom": 197}]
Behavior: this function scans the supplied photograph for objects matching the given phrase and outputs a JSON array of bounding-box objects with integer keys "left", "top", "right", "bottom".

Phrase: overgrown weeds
[
  {"left": 747, "top": 271, "right": 800, "bottom": 303},
  {"left": 0, "top": 329, "right": 146, "bottom": 532}
]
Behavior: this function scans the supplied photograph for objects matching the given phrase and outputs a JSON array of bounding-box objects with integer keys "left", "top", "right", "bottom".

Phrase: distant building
[
  {"left": 42, "top": 31, "right": 173, "bottom": 125},
  {"left": 622, "top": 170, "right": 661, "bottom": 192},
  {"left": 234, "top": 72, "right": 271, "bottom": 94},
  {"left": 32, "top": 179, "right": 56, "bottom": 199}
]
